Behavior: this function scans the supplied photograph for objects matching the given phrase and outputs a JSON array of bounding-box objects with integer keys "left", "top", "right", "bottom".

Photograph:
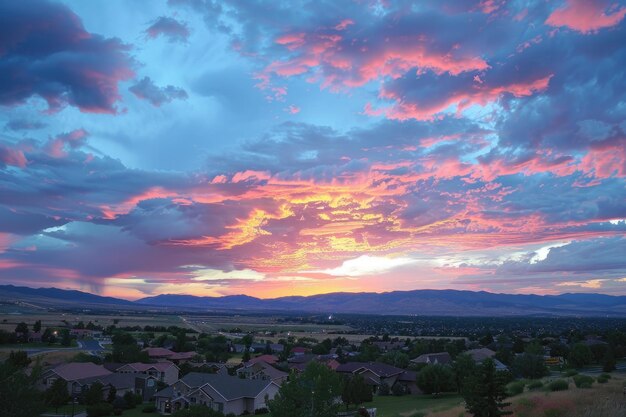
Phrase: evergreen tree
[
  {"left": 452, "top": 353, "right": 477, "bottom": 393},
  {"left": 33, "top": 320, "right": 42, "bottom": 333},
  {"left": 45, "top": 378, "right": 69, "bottom": 412},
  {"left": 602, "top": 347, "right": 616, "bottom": 372},
  {"left": 463, "top": 359, "right": 511, "bottom": 417},
  {"left": 269, "top": 361, "right": 343, "bottom": 417},
  {"left": 417, "top": 363, "right": 455, "bottom": 396},
  {"left": 15, "top": 322, "right": 28, "bottom": 342},
  {"left": 0, "top": 359, "right": 45, "bottom": 417},
  {"left": 342, "top": 374, "right": 372, "bottom": 409},
  {"left": 85, "top": 382, "right": 104, "bottom": 405},
  {"left": 107, "top": 386, "right": 117, "bottom": 403}
]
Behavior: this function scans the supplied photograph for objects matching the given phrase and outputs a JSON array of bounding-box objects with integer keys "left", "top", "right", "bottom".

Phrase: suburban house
[
  {"left": 336, "top": 362, "right": 417, "bottom": 394},
  {"left": 70, "top": 329, "right": 102, "bottom": 339},
  {"left": 154, "top": 372, "right": 279, "bottom": 415},
  {"left": 237, "top": 360, "right": 288, "bottom": 384},
  {"left": 287, "top": 354, "right": 340, "bottom": 373},
  {"left": 41, "top": 362, "right": 112, "bottom": 395},
  {"left": 465, "top": 348, "right": 508, "bottom": 370},
  {"left": 115, "top": 361, "right": 179, "bottom": 385},
  {"left": 246, "top": 354, "right": 279, "bottom": 365},
  {"left": 411, "top": 352, "right": 452, "bottom": 366},
  {"left": 143, "top": 347, "right": 197, "bottom": 364},
  {"left": 372, "top": 341, "right": 406, "bottom": 352},
  {"left": 465, "top": 348, "right": 496, "bottom": 362},
  {"left": 79, "top": 373, "right": 158, "bottom": 400}
]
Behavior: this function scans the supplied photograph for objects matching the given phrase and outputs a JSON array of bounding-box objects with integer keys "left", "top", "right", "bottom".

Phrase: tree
[
  {"left": 7, "top": 350, "right": 31, "bottom": 369},
  {"left": 511, "top": 353, "right": 548, "bottom": 379},
  {"left": 602, "top": 347, "right": 616, "bottom": 372},
  {"left": 568, "top": 343, "right": 593, "bottom": 368},
  {"left": 85, "top": 382, "right": 104, "bottom": 405},
  {"left": 0, "top": 359, "right": 45, "bottom": 417},
  {"left": 380, "top": 351, "right": 409, "bottom": 368},
  {"left": 42, "top": 328, "right": 56, "bottom": 344},
  {"left": 15, "top": 322, "right": 28, "bottom": 342},
  {"left": 417, "top": 364, "right": 455, "bottom": 396},
  {"left": 242, "top": 347, "right": 251, "bottom": 362},
  {"left": 463, "top": 359, "right": 512, "bottom": 417},
  {"left": 452, "top": 353, "right": 477, "bottom": 393},
  {"left": 33, "top": 320, "right": 42, "bottom": 333},
  {"left": 269, "top": 361, "right": 343, "bottom": 417},
  {"left": 123, "top": 390, "right": 137, "bottom": 408},
  {"left": 109, "top": 332, "right": 147, "bottom": 363},
  {"left": 60, "top": 329, "right": 71, "bottom": 347},
  {"left": 342, "top": 374, "right": 372, "bottom": 409},
  {"left": 107, "top": 386, "right": 117, "bottom": 403},
  {"left": 45, "top": 378, "right": 69, "bottom": 412}
]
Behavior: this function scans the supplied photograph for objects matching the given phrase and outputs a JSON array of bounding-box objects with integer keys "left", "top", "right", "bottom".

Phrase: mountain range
[{"left": 0, "top": 284, "right": 625, "bottom": 316}]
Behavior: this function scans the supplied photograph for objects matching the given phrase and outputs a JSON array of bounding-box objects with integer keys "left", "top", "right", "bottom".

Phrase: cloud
[
  {"left": 315, "top": 255, "right": 419, "bottom": 277},
  {"left": 546, "top": 0, "right": 626, "bottom": 33},
  {"left": 145, "top": 16, "right": 190, "bottom": 43},
  {"left": 129, "top": 77, "right": 188, "bottom": 106},
  {"left": 0, "top": 0, "right": 134, "bottom": 113},
  {"left": 4, "top": 119, "right": 47, "bottom": 131}
]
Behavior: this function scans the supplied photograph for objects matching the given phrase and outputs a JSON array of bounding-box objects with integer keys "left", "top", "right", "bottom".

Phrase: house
[
  {"left": 70, "top": 329, "right": 95, "bottom": 339},
  {"left": 154, "top": 372, "right": 279, "bottom": 415},
  {"left": 27, "top": 331, "right": 43, "bottom": 343},
  {"left": 115, "top": 361, "right": 179, "bottom": 385},
  {"left": 41, "top": 363, "right": 111, "bottom": 396},
  {"left": 336, "top": 362, "right": 415, "bottom": 394},
  {"left": 291, "top": 347, "right": 308, "bottom": 356},
  {"left": 143, "top": 348, "right": 197, "bottom": 364},
  {"left": 79, "top": 373, "right": 158, "bottom": 400},
  {"left": 269, "top": 343, "right": 284, "bottom": 353},
  {"left": 246, "top": 354, "right": 279, "bottom": 365},
  {"left": 237, "top": 360, "right": 288, "bottom": 385},
  {"left": 372, "top": 341, "right": 405, "bottom": 352},
  {"left": 465, "top": 348, "right": 496, "bottom": 362},
  {"left": 465, "top": 349, "right": 508, "bottom": 371},
  {"left": 411, "top": 352, "right": 452, "bottom": 366}
]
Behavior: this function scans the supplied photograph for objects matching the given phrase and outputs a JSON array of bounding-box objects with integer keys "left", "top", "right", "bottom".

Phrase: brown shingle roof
[{"left": 51, "top": 363, "right": 111, "bottom": 381}]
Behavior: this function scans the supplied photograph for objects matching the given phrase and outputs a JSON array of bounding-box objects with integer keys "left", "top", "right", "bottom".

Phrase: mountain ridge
[{"left": 1, "top": 284, "right": 625, "bottom": 316}]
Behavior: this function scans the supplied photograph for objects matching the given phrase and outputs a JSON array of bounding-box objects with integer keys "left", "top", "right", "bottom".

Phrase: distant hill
[
  {"left": 0, "top": 284, "right": 134, "bottom": 308},
  {"left": 2, "top": 284, "right": 625, "bottom": 315},
  {"left": 137, "top": 289, "right": 626, "bottom": 316}
]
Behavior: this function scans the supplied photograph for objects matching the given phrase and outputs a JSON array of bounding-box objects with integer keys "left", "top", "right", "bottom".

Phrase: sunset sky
[{"left": 1, "top": 0, "right": 625, "bottom": 300}]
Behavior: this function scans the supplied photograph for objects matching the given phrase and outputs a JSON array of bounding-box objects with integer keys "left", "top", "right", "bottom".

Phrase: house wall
[{"left": 163, "top": 366, "right": 179, "bottom": 385}]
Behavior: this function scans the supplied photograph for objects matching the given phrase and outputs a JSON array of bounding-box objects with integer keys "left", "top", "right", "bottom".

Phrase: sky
[{"left": 0, "top": 0, "right": 625, "bottom": 300}]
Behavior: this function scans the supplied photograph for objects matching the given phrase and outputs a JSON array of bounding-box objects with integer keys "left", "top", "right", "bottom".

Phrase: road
[{"left": 21, "top": 339, "right": 105, "bottom": 357}]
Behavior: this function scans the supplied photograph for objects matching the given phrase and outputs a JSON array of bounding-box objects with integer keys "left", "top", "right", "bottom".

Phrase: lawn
[
  {"left": 360, "top": 393, "right": 463, "bottom": 417},
  {"left": 117, "top": 405, "right": 160, "bottom": 417},
  {"left": 42, "top": 403, "right": 86, "bottom": 416}
]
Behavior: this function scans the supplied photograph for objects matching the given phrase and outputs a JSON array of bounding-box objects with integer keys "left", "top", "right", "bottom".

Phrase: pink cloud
[
  {"left": 546, "top": 0, "right": 626, "bottom": 33},
  {"left": 0, "top": 144, "right": 27, "bottom": 167},
  {"left": 378, "top": 75, "right": 553, "bottom": 121}
]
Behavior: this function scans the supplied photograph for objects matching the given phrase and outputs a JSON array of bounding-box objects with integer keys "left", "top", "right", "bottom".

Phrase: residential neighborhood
[{"left": 1, "top": 314, "right": 625, "bottom": 417}]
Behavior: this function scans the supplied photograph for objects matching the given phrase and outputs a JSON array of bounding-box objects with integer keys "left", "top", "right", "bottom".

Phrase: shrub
[
  {"left": 599, "top": 373, "right": 611, "bottom": 379},
  {"left": 527, "top": 380, "right": 544, "bottom": 390},
  {"left": 548, "top": 379, "right": 569, "bottom": 391},
  {"left": 113, "top": 409, "right": 123, "bottom": 416},
  {"left": 254, "top": 407, "right": 269, "bottom": 414},
  {"left": 506, "top": 381, "right": 525, "bottom": 396},
  {"left": 86, "top": 402, "right": 114, "bottom": 417},
  {"left": 142, "top": 404, "right": 157, "bottom": 413},
  {"left": 563, "top": 369, "right": 578, "bottom": 377},
  {"left": 597, "top": 375, "right": 609, "bottom": 384},
  {"left": 573, "top": 374, "right": 594, "bottom": 388}
]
